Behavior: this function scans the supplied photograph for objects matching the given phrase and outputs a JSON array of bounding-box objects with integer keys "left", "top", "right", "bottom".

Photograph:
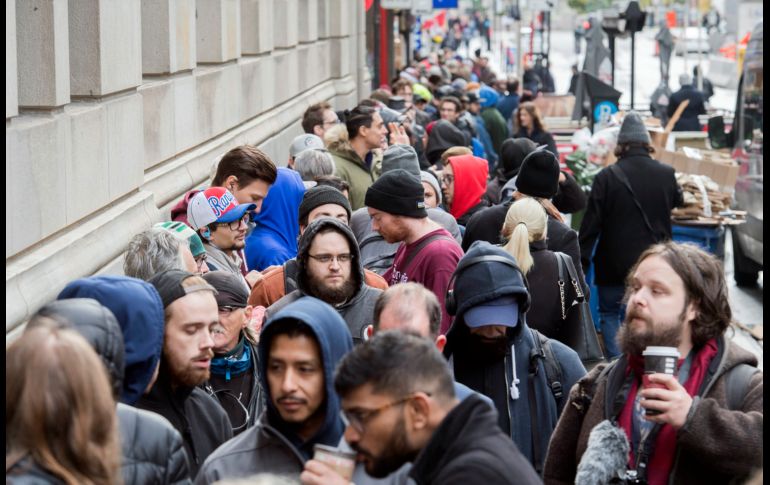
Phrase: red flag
[
  {"left": 364, "top": 0, "right": 374, "bottom": 11},
  {"left": 435, "top": 11, "right": 447, "bottom": 28}
]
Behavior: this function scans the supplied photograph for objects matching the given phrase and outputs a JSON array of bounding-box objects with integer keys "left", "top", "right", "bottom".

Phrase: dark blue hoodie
[
  {"left": 245, "top": 167, "right": 305, "bottom": 272},
  {"left": 258, "top": 296, "right": 354, "bottom": 460},
  {"left": 58, "top": 275, "right": 165, "bottom": 406}
]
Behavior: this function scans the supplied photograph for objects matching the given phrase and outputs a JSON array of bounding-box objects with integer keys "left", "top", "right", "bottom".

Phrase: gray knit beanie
[
  {"left": 420, "top": 171, "right": 442, "bottom": 205},
  {"left": 617, "top": 112, "right": 651, "bottom": 145},
  {"left": 382, "top": 144, "right": 421, "bottom": 177}
]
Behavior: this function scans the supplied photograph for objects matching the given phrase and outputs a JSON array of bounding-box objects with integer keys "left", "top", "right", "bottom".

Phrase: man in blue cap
[{"left": 443, "top": 241, "right": 585, "bottom": 474}]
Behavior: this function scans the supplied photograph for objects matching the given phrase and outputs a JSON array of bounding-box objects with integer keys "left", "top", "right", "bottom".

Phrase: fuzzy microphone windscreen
[{"left": 575, "top": 419, "right": 630, "bottom": 485}]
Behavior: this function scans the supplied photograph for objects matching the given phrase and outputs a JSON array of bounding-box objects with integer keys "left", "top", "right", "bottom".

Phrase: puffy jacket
[
  {"left": 195, "top": 297, "right": 354, "bottom": 483},
  {"left": 267, "top": 218, "right": 382, "bottom": 343},
  {"left": 46, "top": 294, "right": 192, "bottom": 484}
]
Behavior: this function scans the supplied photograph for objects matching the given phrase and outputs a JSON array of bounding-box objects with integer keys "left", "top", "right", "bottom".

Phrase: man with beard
[
  {"left": 443, "top": 241, "right": 585, "bottom": 474},
  {"left": 309, "top": 332, "right": 541, "bottom": 484},
  {"left": 187, "top": 187, "right": 257, "bottom": 290},
  {"left": 195, "top": 297, "right": 354, "bottom": 483},
  {"left": 201, "top": 271, "right": 263, "bottom": 435},
  {"left": 544, "top": 242, "right": 763, "bottom": 485},
  {"left": 267, "top": 217, "right": 382, "bottom": 343},
  {"left": 136, "top": 269, "right": 233, "bottom": 477},
  {"left": 366, "top": 169, "right": 464, "bottom": 335}
]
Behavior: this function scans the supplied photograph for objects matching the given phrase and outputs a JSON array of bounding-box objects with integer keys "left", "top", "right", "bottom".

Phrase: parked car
[
  {"left": 673, "top": 27, "right": 711, "bottom": 55},
  {"left": 709, "top": 22, "right": 763, "bottom": 286}
]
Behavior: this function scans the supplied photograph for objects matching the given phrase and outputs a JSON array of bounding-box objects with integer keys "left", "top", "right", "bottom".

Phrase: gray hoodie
[{"left": 267, "top": 218, "right": 382, "bottom": 343}]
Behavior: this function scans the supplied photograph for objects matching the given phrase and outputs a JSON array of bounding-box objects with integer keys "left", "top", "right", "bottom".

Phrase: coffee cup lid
[{"left": 642, "top": 346, "right": 680, "bottom": 358}]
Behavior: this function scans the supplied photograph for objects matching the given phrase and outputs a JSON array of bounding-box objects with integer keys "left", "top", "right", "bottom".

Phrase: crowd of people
[{"left": 6, "top": 43, "right": 762, "bottom": 485}]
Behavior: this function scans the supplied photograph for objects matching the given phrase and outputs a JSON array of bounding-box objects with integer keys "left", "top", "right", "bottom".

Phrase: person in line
[
  {"left": 513, "top": 102, "right": 558, "bottom": 157},
  {"left": 544, "top": 242, "right": 763, "bottom": 484}
]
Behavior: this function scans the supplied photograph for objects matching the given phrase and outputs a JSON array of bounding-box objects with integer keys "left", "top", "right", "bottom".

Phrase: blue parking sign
[{"left": 433, "top": 0, "right": 458, "bottom": 7}]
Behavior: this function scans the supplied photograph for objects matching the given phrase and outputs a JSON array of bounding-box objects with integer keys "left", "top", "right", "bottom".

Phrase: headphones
[
  {"left": 201, "top": 227, "right": 211, "bottom": 240},
  {"left": 445, "top": 254, "right": 530, "bottom": 316}
]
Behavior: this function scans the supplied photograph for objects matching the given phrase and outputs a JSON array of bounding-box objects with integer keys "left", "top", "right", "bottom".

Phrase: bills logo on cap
[{"left": 207, "top": 190, "right": 236, "bottom": 218}]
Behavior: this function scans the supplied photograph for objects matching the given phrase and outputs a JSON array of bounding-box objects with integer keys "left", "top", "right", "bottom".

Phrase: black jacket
[
  {"left": 514, "top": 128, "right": 558, "bottom": 158},
  {"left": 137, "top": 370, "right": 233, "bottom": 478},
  {"left": 43, "top": 294, "right": 193, "bottom": 485},
  {"left": 408, "top": 395, "right": 542, "bottom": 485},
  {"left": 426, "top": 120, "right": 469, "bottom": 166},
  {"left": 668, "top": 85, "right": 707, "bottom": 132},
  {"left": 525, "top": 240, "right": 582, "bottom": 346},
  {"left": 462, "top": 204, "right": 589, "bottom": 296},
  {"left": 579, "top": 148, "right": 683, "bottom": 286}
]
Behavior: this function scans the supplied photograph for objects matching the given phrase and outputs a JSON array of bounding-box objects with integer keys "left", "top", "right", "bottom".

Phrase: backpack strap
[
  {"left": 283, "top": 259, "right": 299, "bottom": 294},
  {"left": 529, "top": 328, "right": 565, "bottom": 410},
  {"left": 608, "top": 164, "right": 659, "bottom": 241},
  {"left": 401, "top": 233, "right": 455, "bottom": 273},
  {"left": 724, "top": 364, "right": 760, "bottom": 411}
]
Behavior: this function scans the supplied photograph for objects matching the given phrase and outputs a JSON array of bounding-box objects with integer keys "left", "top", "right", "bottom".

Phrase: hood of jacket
[
  {"left": 246, "top": 168, "right": 305, "bottom": 267},
  {"left": 170, "top": 189, "right": 201, "bottom": 226},
  {"left": 448, "top": 154, "right": 489, "bottom": 220},
  {"left": 444, "top": 241, "right": 531, "bottom": 356},
  {"left": 258, "top": 296, "right": 354, "bottom": 458},
  {"left": 327, "top": 128, "right": 367, "bottom": 167},
  {"left": 58, "top": 275, "right": 165, "bottom": 406},
  {"left": 36, "top": 298, "right": 125, "bottom": 399},
  {"left": 426, "top": 120, "right": 469, "bottom": 165},
  {"left": 296, "top": 217, "right": 365, "bottom": 296}
]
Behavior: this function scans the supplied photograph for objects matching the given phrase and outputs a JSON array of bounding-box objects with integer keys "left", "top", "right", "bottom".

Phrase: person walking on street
[
  {"left": 668, "top": 74, "right": 707, "bottom": 132},
  {"left": 579, "top": 112, "right": 683, "bottom": 359}
]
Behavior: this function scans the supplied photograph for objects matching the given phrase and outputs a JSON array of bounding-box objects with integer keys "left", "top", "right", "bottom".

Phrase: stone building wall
[{"left": 6, "top": 0, "right": 371, "bottom": 338}]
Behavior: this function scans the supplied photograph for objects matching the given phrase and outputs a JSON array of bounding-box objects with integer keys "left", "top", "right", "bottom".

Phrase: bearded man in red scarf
[{"left": 543, "top": 241, "right": 763, "bottom": 485}]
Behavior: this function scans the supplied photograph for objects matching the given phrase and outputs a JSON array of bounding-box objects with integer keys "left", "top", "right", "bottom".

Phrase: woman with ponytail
[{"left": 502, "top": 198, "right": 581, "bottom": 347}]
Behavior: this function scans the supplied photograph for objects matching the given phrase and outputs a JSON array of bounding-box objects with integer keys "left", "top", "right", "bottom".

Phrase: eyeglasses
[
  {"left": 440, "top": 174, "right": 454, "bottom": 186},
  {"left": 308, "top": 253, "right": 354, "bottom": 264},
  {"left": 195, "top": 254, "right": 208, "bottom": 271},
  {"left": 217, "top": 214, "right": 250, "bottom": 231},
  {"left": 323, "top": 118, "right": 340, "bottom": 127},
  {"left": 340, "top": 392, "right": 430, "bottom": 433}
]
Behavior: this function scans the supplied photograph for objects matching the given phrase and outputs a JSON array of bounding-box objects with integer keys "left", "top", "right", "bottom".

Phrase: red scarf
[{"left": 618, "top": 339, "right": 718, "bottom": 485}]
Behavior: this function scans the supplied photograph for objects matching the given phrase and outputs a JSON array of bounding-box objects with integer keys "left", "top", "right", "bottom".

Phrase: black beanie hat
[
  {"left": 516, "top": 148, "right": 560, "bottom": 199},
  {"left": 299, "top": 186, "right": 352, "bottom": 224},
  {"left": 365, "top": 169, "right": 428, "bottom": 218},
  {"left": 499, "top": 138, "right": 538, "bottom": 179}
]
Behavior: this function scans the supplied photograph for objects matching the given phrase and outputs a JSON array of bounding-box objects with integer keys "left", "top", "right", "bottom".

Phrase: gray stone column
[
  {"left": 241, "top": 0, "right": 273, "bottom": 55},
  {"left": 298, "top": 0, "right": 318, "bottom": 43},
  {"left": 7, "top": 0, "right": 18, "bottom": 118},
  {"left": 16, "top": 0, "right": 71, "bottom": 108},
  {"left": 197, "top": 0, "right": 241, "bottom": 63},
  {"left": 68, "top": 0, "right": 142, "bottom": 96},
  {"left": 273, "top": 0, "right": 299, "bottom": 49},
  {"left": 141, "top": 0, "right": 197, "bottom": 74}
]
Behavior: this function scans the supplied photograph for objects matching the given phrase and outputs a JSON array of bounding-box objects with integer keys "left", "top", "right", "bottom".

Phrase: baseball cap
[
  {"left": 464, "top": 296, "right": 519, "bottom": 328},
  {"left": 289, "top": 134, "right": 326, "bottom": 158},
  {"left": 154, "top": 221, "right": 206, "bottom": 258},
  {"left": 202, "top": 271, "right": 249, "bottom": 308},
  {"left": 187, "top": 187, "right": 257, "bottom": 230},
  {"left": 148, "top": 269, "right": 217, "bottom": 309}
]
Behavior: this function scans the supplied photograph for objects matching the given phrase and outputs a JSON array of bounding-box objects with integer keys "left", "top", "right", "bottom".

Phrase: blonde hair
[
  {"left": 440, "top": 146, "right": 472, "bottom": 163},
  {"left": 502, "top": 198, "right": 548, "bottom": 274},
  {"left": 6, "top": 326, "right": 121, "bottom": 485}
]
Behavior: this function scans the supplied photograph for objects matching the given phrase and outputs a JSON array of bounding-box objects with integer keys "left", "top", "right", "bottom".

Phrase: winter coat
[
  {"left": 668, "top": 85, "right": 707, "bottom": 132},
  {"left": 195, "top": 297, "right": 354, "bottom": 483},
  {"left": 543, "top": 337, "right": 763, "bottom": 485},
  {"left": 497, "top": 93, "right": 520, "bottom": 122},
  {"left": 136, "top": 370, "right": 233, "bottom": 477},
  {"left": 267, "top": 218, "right": 382, "bottom": 343},
  {"left": 247, "top": 258, "right": 388, "bottom": 308},
  {"left": 203, "top": 241, "right": 250, "bottom": 289},
  {"left": 329, "top": 137, "right": 375, "bottom": 211},
  {"left": 444, "top": 242, "right": 586, "bottom": 472},
  {"left": 579, "top": 147, "right": 683, "bottom": 286},
  {"left": 6, "top": 457, "right": 67, "bottom": 484},
  {"left": 462, "top": 203, "right": 589, "bottom": 297},
  {"left": 514, "top": 128, "right": 558, "bottom": 158},
  {"left": 245, "top": 167, "right": 305, "bottom": 271},
  {"left": 349, "top": 206, "right": 462, "bottom": 276},
  {"left": 447, "top": 155, "right": 490, "bottom": 223},
  {"left": 408, "top": 395, "right": 542, "bottom": 485},
  {"left": 524, "top": 240, "right": 582, "bottom": 347},
  {"left": 471, "top": 114, "right": 498, "bottom": 166},
  {"left": 52, "top": 288, "right": 192, "bottom": 484}
]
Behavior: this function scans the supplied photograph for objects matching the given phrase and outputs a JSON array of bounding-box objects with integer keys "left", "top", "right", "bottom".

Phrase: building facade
[{"left": 6, "top": 0, "right": 371, "bottom": 339}]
